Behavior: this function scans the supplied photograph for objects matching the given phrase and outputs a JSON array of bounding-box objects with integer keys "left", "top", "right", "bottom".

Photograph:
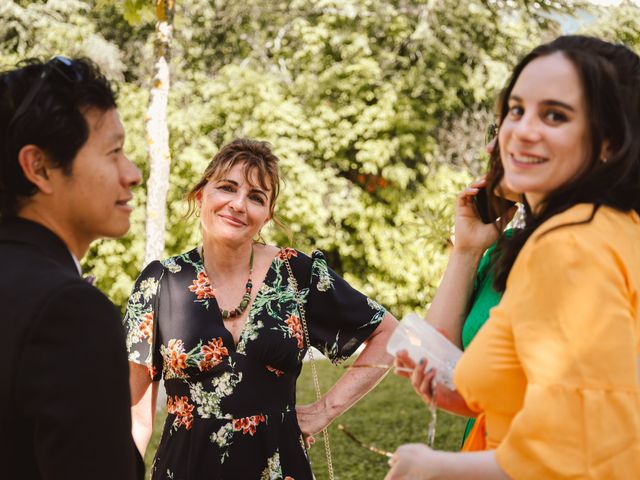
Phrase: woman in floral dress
[{"left": 124, "top": 139, "right": 397, "bottom": 480}]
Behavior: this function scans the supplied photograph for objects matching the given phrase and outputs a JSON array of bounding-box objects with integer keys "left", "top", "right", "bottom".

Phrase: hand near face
[
  {"left": 453, "top": 177, "right": 516, "bottom": 254},
  {"left": 385, "top": 443, "right": 436, "bottom": 480}
]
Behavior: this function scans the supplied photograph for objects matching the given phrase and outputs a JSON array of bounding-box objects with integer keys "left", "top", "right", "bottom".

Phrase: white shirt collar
[{"left": 70, "top": 252, "right": 82, "bottom": 276}]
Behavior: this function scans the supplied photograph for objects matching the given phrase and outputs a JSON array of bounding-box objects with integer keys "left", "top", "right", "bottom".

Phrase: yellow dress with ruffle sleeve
[{"left": 454, "top": 204, "right": 640, "bottom": 479}]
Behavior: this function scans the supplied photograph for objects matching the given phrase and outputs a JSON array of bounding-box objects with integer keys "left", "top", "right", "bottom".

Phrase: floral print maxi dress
[{"left": 124, "top": 248, "right": 385, "bottom": 480}]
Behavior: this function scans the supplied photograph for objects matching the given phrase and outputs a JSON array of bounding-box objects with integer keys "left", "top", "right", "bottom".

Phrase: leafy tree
[
  {"left": 141, "top": 0, "right": 583, "bottom": 315},
  {"left": 3, "top": 0, "right": 608, "bottom": 319},
  {"left": 580, "top": 0, "right": 640, "bottom": 51}
]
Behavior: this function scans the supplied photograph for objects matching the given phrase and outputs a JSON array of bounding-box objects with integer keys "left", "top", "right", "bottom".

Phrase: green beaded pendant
[{"left": 209, "top": 245, "right": 255, "bottom": 320}]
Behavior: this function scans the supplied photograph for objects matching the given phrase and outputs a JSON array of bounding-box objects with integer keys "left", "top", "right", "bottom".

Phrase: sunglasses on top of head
[{"left": 8, "top": 56, "right": 84, "bottom": 129}]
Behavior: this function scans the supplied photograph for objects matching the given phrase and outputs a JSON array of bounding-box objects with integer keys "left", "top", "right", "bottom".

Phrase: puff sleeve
[
  {"left": 494, "top": 230, "right": 640, "bottom": 479},
  {"left": 303, "top": 251, "right": 386, "bottom": 364},
  {"left": 123, "top": 260, "right": 164, "bottom": 381}
]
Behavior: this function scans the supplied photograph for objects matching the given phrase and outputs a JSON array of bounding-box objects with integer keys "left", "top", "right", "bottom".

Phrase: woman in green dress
[{"left": 395, "top": 141, "right": 519, "bottom": 446}]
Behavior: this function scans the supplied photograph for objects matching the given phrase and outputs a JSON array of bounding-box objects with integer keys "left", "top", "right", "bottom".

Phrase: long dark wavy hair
[{"left": 487, "top": 35, "right": 640, "bottom": 292}]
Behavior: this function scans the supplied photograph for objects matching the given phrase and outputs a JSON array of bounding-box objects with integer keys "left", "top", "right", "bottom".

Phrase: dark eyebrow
[
  {"left": 510, "top": 95, "right": 576, "bottom": 112},
  {"left": 542, "top": 100, "right": 576, "bottom": 112},
  {"left": 218, "top": 178, "right": 269, "bottom": 198},
  {"left": 218, "top": 178, "right": 239, "bottom": 186}
]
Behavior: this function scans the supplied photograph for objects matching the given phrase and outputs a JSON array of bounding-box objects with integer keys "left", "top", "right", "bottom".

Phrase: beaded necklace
[{"left": 202, "top": 245, "right": 254, "bottom": 320}]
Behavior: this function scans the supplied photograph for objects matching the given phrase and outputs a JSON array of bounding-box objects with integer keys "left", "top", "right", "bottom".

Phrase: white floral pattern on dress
[{"left": 123, "top": 248, "right": 385, "bottom": 479}]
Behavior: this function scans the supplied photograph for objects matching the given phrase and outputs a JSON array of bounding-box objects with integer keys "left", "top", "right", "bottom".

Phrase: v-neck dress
[{"left": 123, "top": 247, "right": 385, "bottom": 480}]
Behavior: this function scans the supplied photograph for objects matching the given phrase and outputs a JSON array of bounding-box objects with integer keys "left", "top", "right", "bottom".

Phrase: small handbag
[{"left": 283, "top": 256, "right": 335, "bottom": 480}]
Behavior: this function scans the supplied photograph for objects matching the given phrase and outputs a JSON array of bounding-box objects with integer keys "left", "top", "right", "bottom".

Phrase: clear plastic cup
[{"left": 386, "top": 313, "right": 463, "bottom": 389}]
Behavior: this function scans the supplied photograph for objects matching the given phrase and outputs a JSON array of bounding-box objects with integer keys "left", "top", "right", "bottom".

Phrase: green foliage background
[{"left": 1, "top": 0, "right": 638, "bottom": 320}]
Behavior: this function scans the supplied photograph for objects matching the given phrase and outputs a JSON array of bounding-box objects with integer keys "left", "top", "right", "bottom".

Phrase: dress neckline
[{"left": 192, "top": 246, "right": 290, "bottom": 348}]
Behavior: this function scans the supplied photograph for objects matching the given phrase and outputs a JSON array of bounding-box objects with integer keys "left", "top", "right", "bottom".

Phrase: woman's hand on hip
[{"left": 296, "top": 400, "right": 332, "bottom": 447}]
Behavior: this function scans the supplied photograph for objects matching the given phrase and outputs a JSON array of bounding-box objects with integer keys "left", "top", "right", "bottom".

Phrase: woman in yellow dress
[{"left": 386, "top": 35, "right": 640, "bottom": 479}]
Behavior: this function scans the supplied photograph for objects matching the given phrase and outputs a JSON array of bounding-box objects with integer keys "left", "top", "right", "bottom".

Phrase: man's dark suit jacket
[{"left": 0, "top": 218, "right": 144, "bottom": 480}]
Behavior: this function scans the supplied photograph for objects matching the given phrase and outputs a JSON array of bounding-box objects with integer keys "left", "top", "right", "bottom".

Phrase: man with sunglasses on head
[{"left": 0, "top": 57, "right": 144, "bottom": 479}]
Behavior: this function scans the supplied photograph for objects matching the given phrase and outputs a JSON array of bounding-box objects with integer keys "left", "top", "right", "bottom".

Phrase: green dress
[{"left": 460, "top": 229, "right": 513, "bottom": 444}]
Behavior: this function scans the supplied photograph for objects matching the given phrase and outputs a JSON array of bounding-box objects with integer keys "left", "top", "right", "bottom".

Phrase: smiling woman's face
[
  {"left": 498, "top": 52, "right": 591, "bottom": 210},
  {"left": 197, "top": 161, "right": 272, "bottom": 246}
]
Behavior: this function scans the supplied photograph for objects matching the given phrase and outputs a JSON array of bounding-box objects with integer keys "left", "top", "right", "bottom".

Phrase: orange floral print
[
  {"left": 198, "top": 337, "right": 229, "bottom": 371},
  {"left": 188, "top": 271, "right": 215, "bottom": 299},
  {"left": 266, "top": 365, "right": 284, "bottom": 377},
  {"left": 232, "top": 415, "right": 266, "bottom": 436},
  {"left": 166, "top": 339, "right": 188, "bottom": 376},
  {"left": 138, "top": 312, "right": 153, "bottom": 344},
  {"left": 167, "top": 395, "right": 195, "bottom": 430},
  {"left": 285, "top": 313, "right": 304, "bottom": 349},
  {"left": 147, "top": 364, "right": 158, "bottom": 379},
  {"left": 278, "top": 248, "right": 298, "bottom": 260}
]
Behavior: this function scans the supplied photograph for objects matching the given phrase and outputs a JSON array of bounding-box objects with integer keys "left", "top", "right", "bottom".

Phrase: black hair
[
  {"left": 487, "top": 35, "right": 640, "bottom": 291},
  {"left": 0, "top": 57, "right": 117, "bottom": 219}
]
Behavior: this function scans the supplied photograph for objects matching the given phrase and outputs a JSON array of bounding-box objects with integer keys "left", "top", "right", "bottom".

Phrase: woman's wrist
[{"left": 450, "top": 245, "right": 485, "bottom": 261}]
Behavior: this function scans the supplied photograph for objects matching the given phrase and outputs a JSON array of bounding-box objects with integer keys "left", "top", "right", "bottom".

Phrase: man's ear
[{"left": 17, "top": 145, "right": 54, "bottom": 194}]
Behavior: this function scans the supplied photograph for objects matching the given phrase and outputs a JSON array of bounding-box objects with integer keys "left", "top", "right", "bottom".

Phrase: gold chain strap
[{"left": 283, "top": 256, "right": 335, "bottom": 480}]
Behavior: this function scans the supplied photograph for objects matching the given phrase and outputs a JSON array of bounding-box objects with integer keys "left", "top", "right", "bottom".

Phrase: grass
[{"left": 145, "top": 361, "right": 467, "bottom": 479}]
